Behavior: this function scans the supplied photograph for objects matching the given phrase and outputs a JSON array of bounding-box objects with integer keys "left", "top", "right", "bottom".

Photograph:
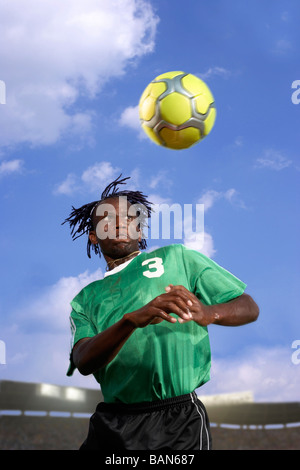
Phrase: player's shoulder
[{"left": 71, "top": 277, "right": 104, "bottom": 306}]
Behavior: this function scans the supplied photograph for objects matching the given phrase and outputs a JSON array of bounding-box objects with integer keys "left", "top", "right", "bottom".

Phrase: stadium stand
[{"left": 0, "top": 380, "right": 299, "bottom": 450}]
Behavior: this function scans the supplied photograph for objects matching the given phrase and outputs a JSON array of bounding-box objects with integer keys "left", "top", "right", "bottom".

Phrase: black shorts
[{"left": 80, "top": 391, "right": 212, "bottom": 451}]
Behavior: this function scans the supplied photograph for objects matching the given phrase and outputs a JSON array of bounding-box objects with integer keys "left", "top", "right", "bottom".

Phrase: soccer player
[{"left": 63, "top": 175, "right": 259, "bottom": 451}]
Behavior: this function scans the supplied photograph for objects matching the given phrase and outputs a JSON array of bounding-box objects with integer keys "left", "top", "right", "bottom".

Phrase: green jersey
[{"left": 67, "top": 244, "right": 246, "bottom": 403}]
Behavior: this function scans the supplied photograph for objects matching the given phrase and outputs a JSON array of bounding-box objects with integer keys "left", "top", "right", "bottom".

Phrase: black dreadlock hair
[{"left": 62, "top": 174, "right": 152, "bottom": 258}]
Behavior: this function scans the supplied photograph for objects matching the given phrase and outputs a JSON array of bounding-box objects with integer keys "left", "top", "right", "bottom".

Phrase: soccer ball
[{"left": 139, "top": 71, "right": 216, "bottom": 150}]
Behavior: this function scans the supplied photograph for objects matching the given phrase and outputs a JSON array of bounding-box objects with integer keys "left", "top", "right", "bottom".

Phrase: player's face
[{"left": 89, "top": 197, "right": 142, "bottom": 259}]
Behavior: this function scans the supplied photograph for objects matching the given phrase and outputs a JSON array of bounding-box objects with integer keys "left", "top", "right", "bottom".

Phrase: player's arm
[
  {"left": 72, "top": 289, "right": 194, "bottom": 376},
  {"left": 165, "top": 285, "right": 259, "bottom": 327},
  {"left": 202, "top": 292, "right": 259, "bottom": 326}
]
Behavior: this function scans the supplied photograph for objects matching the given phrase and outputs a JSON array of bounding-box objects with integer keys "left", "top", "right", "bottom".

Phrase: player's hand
[
  {"left": 164, "top": 284, "right": 215, "bottom": 327},
  {"left": 125, "top": 288, "right": 194, "bottom": 328}
]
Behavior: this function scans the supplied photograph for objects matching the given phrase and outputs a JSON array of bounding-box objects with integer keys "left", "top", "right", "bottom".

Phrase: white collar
[{"left": 104, "top": 252, "right": 141, "bottom": 277}]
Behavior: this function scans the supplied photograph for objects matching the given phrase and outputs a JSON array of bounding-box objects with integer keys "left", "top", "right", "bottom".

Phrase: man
[{"left": 63, "top": 175, "right": 259, "bottom": 451}]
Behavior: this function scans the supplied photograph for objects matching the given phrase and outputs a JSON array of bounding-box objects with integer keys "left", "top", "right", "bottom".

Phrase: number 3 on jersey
[{"left": 142, "top": 257, "right": 164, "bottom": 278}]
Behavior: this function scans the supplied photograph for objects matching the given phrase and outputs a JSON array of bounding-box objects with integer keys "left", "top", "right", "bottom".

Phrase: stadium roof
[{"left": 1, "top": 380, "right": 299, "bottom": 426}]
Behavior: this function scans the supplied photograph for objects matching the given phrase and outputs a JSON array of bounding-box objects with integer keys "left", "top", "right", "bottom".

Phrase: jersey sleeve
[
  {"left": 181, "top": 244, "right": 247, "bottom": 305},
  {"left": 66, "top": 296, "right": 97, "bottom": 377}
]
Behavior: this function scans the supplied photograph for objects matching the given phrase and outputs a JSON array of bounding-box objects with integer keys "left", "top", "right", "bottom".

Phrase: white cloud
[
  {"left": 17, "top": 269, "right": 103, "bottom": 333},
  {"left": 148, "top": 170, "right": 173, "bottom": 191},
  {"left": 204, "top": 346, "right": 300, "bottom": 402},
  {"left": 119, "top": 105, "right": 141, "bottom": 131},
  {"left": 148, "top": 193, "right": 172, "bottom": 206},
  {"left": 184, "top": 231, "right": 216, "bottom": 258},
  {"left": 181, "top": 188, "right": 246, "bottom": 257},
  {"left": 54, "top": 161, "right": 145, "bottom": 196},
  {"left": 255, "top": 149, "right": 292, "bottom": 171},
  {"left": 1, "top": 323, "right": 97, "bottom": 388},
  {"left": 118, "top": 104, "right": 147, "bottom": 140},
  {"left": 223, "top": 188, "right": 247, "bottom": 209},
  {"left": 1, "top": 268, "right": 104, "bottom": 387},
  {"left": 53, "top": 173, "right": 79, "bottom": 196},
  {"left": 198, "top": 190, "right": 221, "bottom": 211},
  {"left": 0, "top": 0, "right": 158, "bottom": 149},
  {"left": 0, "top": 159, "right": 23, "bottom": 176},
  {"left": 199, "top": 188, "right": 246, "bottom": 211},
  {"left": 198, "top": 67, "right": 232, "bottom": 81},
  {"left": 81, "top": 161, "right": 122, "bottom": 193},
  {"left": 54, "top": 161, "right": 121, "bottom": 195}
]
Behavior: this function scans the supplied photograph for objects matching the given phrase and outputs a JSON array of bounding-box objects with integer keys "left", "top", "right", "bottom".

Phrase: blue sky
[{"left": 0, "top": 0, "right": 299, "bottom": 402}]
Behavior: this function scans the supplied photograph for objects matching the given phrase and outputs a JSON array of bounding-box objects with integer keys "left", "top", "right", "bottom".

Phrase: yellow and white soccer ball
[{"left": 139, "top": 71, "right": 216, "bottom": 150}]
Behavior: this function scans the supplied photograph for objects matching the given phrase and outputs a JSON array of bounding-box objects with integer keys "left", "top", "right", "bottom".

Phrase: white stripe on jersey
[{"left": 69, "top": 315, "right": 76, "bottom": 349}]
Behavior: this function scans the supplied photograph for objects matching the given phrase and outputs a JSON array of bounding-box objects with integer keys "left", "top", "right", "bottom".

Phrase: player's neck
[{"left": 105, "top": 250, "right": 140, "bottom": 271}]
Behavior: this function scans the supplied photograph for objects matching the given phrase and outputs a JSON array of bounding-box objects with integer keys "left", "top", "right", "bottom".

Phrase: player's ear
[{"left": 89, "top": 231, "right": 98, "bottom": 245}]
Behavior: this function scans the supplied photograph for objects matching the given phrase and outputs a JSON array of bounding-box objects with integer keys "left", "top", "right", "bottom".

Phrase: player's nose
[{"left": 115, "top": 216, "right": 128, "bottom": 235}]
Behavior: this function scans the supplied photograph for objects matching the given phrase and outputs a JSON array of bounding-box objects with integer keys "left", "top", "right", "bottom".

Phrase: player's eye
[
  {"left": 118, "top": 215, "right": 135, "bottom": 222},
  {"left": 102, "top": 214, "right": 115, "bottom": 223}
]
